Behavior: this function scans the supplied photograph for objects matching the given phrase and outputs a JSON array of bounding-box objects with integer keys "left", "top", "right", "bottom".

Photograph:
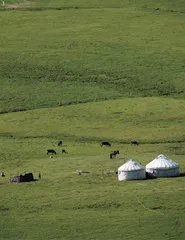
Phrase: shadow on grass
[
  {"left": 178, "top": 172, "right": 185, "bottom": 177},
  {"left": 145, "top": 172, "right": 185, "bottom": 180}
]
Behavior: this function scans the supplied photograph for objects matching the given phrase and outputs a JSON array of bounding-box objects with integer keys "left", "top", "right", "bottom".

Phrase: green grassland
[
  {"left": 1, "top": 0, "right": 185, "bottom": 239},
  {"left": 1, "top": 97, "right": 185, "bottom": 240},
  {"left": 1, "top": 0, "right": 185, "bottom": 112}
]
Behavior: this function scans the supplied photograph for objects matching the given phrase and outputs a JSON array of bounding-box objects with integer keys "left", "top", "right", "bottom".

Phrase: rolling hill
[{"left": 1, "top": 1, "right": 185, "bottom": 239}]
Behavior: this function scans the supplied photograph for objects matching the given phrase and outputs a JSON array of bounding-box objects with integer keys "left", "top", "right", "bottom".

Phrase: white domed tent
[
  {"left": 118, "top": 159, "right": 146, "bottom": 181},
  {"left": 146, "top": 154, "right": 180, "bottom": 178}
]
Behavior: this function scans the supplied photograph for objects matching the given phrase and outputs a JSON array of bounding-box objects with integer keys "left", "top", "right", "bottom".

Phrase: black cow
[
  {"left": 100, "top": 141, "right": 111, "bottom": 147},
  {"left": 47, "top": 149, "right": 56, "bottom": 154},
  {"left": 131, "top": 140, "right": 139, "bottom": 145},
  {"left": 62, "top": 149, "right": 67, "bottom": 154},
  {"left": 58, "top": 141, "right": 62, "bottom": 146},
  {"left": 110, "top": 150, "right": 120, "bottom": 159}
]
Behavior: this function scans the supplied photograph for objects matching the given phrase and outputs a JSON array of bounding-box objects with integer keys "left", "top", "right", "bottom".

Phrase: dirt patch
[
  {"left": 0, "top": 182, "right": 10, "bottom": 185},
  {"left": 73, "top": 170, "right": 90, "bottom": 175},
  {"left": 4, "top": 2, "right": 31, "bottom": 9}
]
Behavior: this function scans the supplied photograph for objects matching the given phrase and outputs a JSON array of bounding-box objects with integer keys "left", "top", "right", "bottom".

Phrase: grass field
[
  {"left": 1, "top": 97, "right": 185, "bottom": 240},
  {"left": 1, "top": 0, "right": 185, "bottom": 239},
  {"left": 1, "top": 0, "right": 185, "bottom": 112}
]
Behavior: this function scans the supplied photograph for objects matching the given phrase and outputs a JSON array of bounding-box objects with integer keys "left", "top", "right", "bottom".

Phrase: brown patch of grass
[{"left": 5, "top": 2, "right": 31, "bottom": 9}]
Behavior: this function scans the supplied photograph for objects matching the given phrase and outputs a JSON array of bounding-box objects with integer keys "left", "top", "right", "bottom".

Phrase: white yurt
[
  {"left": 145, "top": 154, "right": 180, "bottom": 178},
  {"left": 118, "top": 159, "right": 146, "bottom": 181}
]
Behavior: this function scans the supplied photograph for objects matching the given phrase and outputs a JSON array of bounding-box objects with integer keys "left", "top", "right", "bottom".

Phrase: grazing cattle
[
  {"left": 100, "top": 141, "right": 111, "bottom": 147},
  {"left": 58, "top": 141, "right": 62, "bottom": 146},
  {"left": 131, "top": 140, "right": 139, "bottom": 145},
  {"left": 1, "top": 172, "right": 5, "bottom": 177},
  {"left": 47, "top": 149, "right": 56, "bottom": 154},
  {"left": 110, "top": 150, "right": 120, "bottom": 159},
  {"left": 62, "top": 149, "right": 67, "bottom": 154}
]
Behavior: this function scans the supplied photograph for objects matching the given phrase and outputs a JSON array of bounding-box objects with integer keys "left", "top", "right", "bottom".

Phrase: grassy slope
[
  {"left": 1, "top": 97, "right": 185, "bottom": 239},
  {"left": 3, "top": 0, "right": 185, "bottom": 10},
  {"left": 0, "top": 97, "right": 185, "bottom": 143},
  {"left": 1, "top": 169, "right": 185, "bottom": 240},
  {"left": 1, "top": 1, "right": 185, "bottom": 112},
  {"left": 1, "top": 1, "right": 185, "bottom": 239}
]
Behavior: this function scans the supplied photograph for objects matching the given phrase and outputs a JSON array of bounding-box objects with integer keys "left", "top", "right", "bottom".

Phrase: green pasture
[
  {"left": 1, "top": 0, "right": 185, "bottom": 239},
  {"left": 1, "top": 0, "right": 185, "bottom": 112},
  {"left": 0, "top": 97, "right": 185, "bottom": 143},
  {"left": 2, "top": 0, "right": 185, "bottom": 11},
  {"left": 1, "top": 97, "right": 185, "bottom": 239}
]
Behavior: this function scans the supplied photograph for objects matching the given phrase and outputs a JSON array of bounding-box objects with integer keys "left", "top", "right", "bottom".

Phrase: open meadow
[{"left": 1, "top": 0, "right": 185, "bottom": 239}]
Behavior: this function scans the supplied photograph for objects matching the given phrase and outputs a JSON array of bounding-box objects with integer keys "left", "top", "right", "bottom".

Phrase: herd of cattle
[
  {"left": 1, "top": 140, "right": 139, "bottom": 182},
  {"left": 47, "top": 140, "right": 139, "bottom": 159}
]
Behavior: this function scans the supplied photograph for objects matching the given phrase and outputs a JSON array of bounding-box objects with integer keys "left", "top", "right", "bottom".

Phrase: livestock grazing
[
  {"left": 100, "top": 141, "right": 111, "bottom": 147},
  {"left": 62, "top": 149, "right": 67, "bottom": 154},
  {"left": 131, "top": 140, "right": 139, "bottom": 145},
  {"left": 47, "top": 149, "right": 56, "bottom": 155},
  {"left": 110, "top": 150, "right": 120, "bottom": 159},
  {"left": 1, "top": 172, "right": 5, "bottom": 177},
  {"left": 58, "top": 141, "right": 62, "bottom": 146},
  {"left": 111, "top": 150, "right": 120, "bottom": 155}
]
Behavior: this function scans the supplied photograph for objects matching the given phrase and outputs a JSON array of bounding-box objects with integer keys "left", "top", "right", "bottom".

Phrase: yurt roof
[
  {"left": 146, "top": 154, "right": 179, "bottom": 169},
  {"left": 118, "top": 160, "right": 145, "bottom": 171}
]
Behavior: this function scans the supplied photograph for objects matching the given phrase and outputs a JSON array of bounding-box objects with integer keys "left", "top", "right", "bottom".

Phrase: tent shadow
[
  {"left": 173, "top": 172, "right": 185, "bottom": 178},
  {"left": 145, "top": 172, "right": 185, "bottom": 180}
]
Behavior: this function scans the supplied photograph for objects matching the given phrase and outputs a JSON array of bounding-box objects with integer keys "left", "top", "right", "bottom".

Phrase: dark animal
[
  {"left": 131, "top": 140, "right": 139, "bottom": 145},
  {"left": 62, "top": 149, "right": 67, "bottom": 154},
  {"left": 23, "top": 173, "right": 34, "bottom": 182},
  {"left": 58, "top": 141, "right": 62, "bottom": 146},
  {"left": 47, "top": 149, "right": 56, "bottom": 154},
  {"left": 11, "top": 173, "right": 34, "bottom": 183},
  {"left": 38, "top": 172, "right": 41, "bottom": 179},
  {"left": 100, "top": 141, "right": 111, "bottom": 147},
  {"left": 1, "top": 172, "right": 5, "bottom": 177},
  {"left": 110, "top": 150, "right": 120, "bottom": 159}
]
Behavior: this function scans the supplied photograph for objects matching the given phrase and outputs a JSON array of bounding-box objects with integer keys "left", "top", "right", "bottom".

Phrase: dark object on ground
[
  {"left": 77, "top": 170, "right": 90, "bottom": 175},
  {"left": 62, "top": 149, "right": 67, "bottom": 154},
  {"left": 100, "top": 141, "right": 111, "bottom": 147},
  {"left": 110, "top": 150, "right": 120, "bottom": 159},
  {"left": 146, "top": 172, "right": 157, "bottom": 179},
  {"left": 131, "top": 140, "right": 139, "bottom": 145},
  {"left": 47, "top": 149, "right": 56, "bottom": 154},
  {"left": 38, "top": 172, "right": 41, "bottom": 179},
  {"left": 11, "top": 173, "right": 34, "bottom": 183},
  {"left": 11, "top": 175, "right": 22, "bottom": 183},
  {"left": 1, "top": 172, "right": 5, "bottom": 177},
  {"left": 23, "top": 173, "right": 34, "bottom": 182},
  {"left": 58, "top": 141, "right": 62, "bottom": 146}
]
